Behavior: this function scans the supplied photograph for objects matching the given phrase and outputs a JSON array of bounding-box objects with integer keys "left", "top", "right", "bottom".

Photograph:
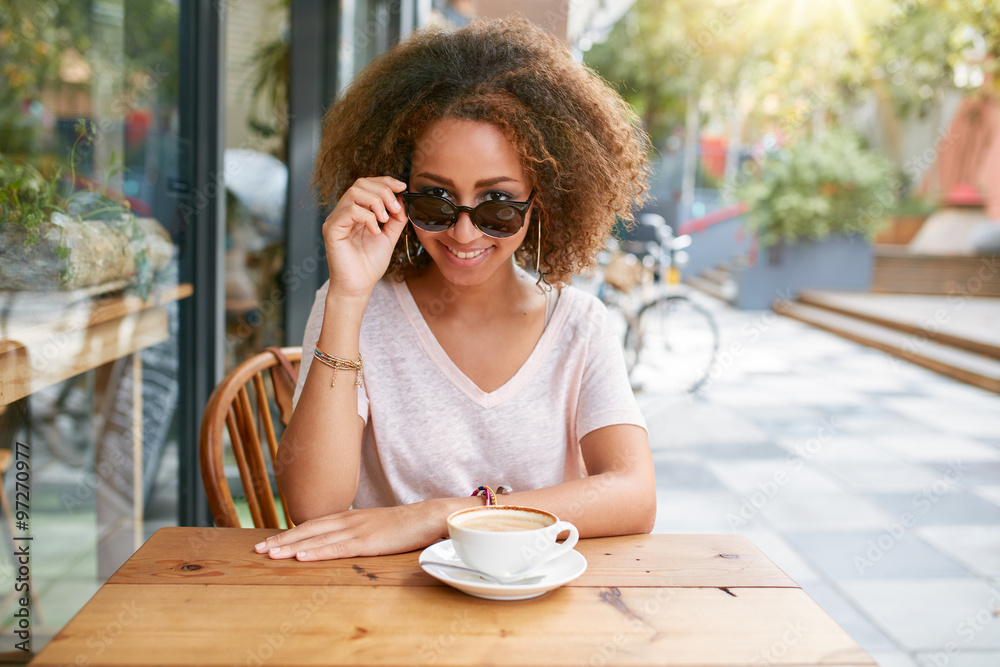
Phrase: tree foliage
[{"left": 584, "top": 0, "right": 997, "bottom": 147}]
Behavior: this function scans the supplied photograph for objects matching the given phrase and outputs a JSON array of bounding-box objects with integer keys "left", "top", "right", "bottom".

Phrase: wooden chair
[{"left": 199, "top": 346, "right": 301, "bottom": 528}]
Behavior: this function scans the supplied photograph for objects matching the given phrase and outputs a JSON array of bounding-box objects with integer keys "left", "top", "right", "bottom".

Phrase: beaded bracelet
[
  {"left": 470, "top": 485, "right": 513, "bottom": 506},
  {"left": 313, "top": 346, "right": 363, "bottom": 387},
  {"left": 471, "top": 485, "right": 497, "bottom": 506}
]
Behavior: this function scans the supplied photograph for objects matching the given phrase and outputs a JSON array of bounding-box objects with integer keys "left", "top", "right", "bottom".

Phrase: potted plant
[
  {"left": 0, "top": 120, "right": 173, "bottom": 298},
  {"left": 730, "top": 129, "right": 897, "bottom": 308},
  {"left": 738, "top": 128, "right": 897, "bottom": 251}
]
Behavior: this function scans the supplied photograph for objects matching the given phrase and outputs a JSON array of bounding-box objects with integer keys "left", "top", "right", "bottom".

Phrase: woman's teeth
[{"left": 449, "top": 247, "right": 486, "bottom": 260}]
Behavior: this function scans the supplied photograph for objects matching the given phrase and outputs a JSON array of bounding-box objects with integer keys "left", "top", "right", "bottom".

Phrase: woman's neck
[{"left": 406, "top": 262, "right": 540, "bottom": 321}]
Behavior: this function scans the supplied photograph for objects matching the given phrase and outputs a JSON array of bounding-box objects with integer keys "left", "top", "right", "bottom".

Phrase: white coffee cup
[{"left": 446, "top": 505, "right": 579, "bottom": 583}]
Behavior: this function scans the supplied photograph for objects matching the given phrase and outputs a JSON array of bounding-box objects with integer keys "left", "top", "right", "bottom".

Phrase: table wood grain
[
  {"left": 31, "top": 527, "right": 874, "bottom": 667},
  {"left": 108, "top": 527, "right": 799, "bottom": 589}
]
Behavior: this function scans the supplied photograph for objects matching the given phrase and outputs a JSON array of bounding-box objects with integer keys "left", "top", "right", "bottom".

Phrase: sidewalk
[{"left": 638, "top": 292, "right": 1000, "bottom": 667}]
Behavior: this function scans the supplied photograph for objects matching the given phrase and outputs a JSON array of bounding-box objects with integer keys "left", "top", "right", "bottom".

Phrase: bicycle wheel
[
  {"left": 598, "top": 284, "right": 639, "bottom": 371},
  {"left": 625, "top": 295, "right": 719, "bottom": 393}
]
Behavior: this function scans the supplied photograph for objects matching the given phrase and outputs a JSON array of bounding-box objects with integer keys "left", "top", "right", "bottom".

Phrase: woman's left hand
[{"left": 254, "top": 501, "right": 455, "bottom": 560}]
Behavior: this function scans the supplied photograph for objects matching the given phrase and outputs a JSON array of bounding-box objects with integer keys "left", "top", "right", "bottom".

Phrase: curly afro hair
[{"left": 313, "top": 17, "right": 651, "bottom": 286}]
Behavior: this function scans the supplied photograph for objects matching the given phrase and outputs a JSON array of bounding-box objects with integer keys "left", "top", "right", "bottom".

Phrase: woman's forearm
[
  {"left": 276, "top": 295, "right": 369, "bottom": 522},
  {"left": 491, "top": 471, "right": 656, "bottom": 537}
]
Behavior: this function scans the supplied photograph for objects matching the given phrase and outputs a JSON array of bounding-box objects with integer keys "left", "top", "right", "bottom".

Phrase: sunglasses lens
[
  {"left": 474, "top": 202, "right": 523, "bottom": 238},
  {"left": 406, "top": 196, "right": 455, "bottom": 232},
  {"left": 404, "top": 194, "right": 528, "bottom": 238}
]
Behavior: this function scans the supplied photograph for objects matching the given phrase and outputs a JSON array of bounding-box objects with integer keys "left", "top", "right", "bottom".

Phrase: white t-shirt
[{"left": 293, "top": 276, "right": 646, "bottom": 508}]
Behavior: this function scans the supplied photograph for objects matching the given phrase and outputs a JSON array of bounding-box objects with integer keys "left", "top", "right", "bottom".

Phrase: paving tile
[
  {"left": 799, "top": 580, "right": 898, "bottom": 652},
  {"left": 764, "top": 415, "right": 845, "bottom": 449},
  {"left": 975, "top": 487, "right": 1000, "bottom": 509},
  {"left": 729, "top": 404, "right": 831, "bottom": 426},
  {"left": 652, "top": 460, "right": 725, "bottom": 490},
  {"left": 882, "top": 398, "right": 1000, "bottom": 439},
  {"left": 779, "top": 435, "right": 907, "bottom": 465},
  {"left": 915, "top": 650, "right": 1000, "bottom": 667},
  {"left": 868, "top": 650, "right": 921, "bottom": 667},
  {"left": 840, "top": 578, "right": 1000, "bottom": 651},
  {"left": 651, "top": 489, "right": 741, "bottom": 533},
  {"left": 705, "top": 459, "right": 844, "bottom": 496},
  {"left": 874, "top": 434, "right": 1000, "bottom": 464},
  {"left": 822, "top": 370, "right": 921, "bottom": 395},
  {"left": 926, "top": 462, "right": 1000, "bottom": 487},
  {"left": 835, "top": 413, "right": 937, "bottom": 437},
  {"left": 689, "top": 383, "right": 791, "bottom": 406},
  {"left": 784, "top": 530, "right": 972, "bottom": 580},
  {"left": 916, "top": 526, "right": 1000, "bottom": 578},
  {"left": 758, "top": 382, "right": 866, "bottom": 408},
  {"left": 870, "top": 491, "right": 1000, "bottom": 526},
  {"left": 649, "top": 400, "right": 771, "bottom": 449},
  {"left": 919, "top": 380, "right": 1000, "bottom": 409},
  {"left": 738, "top": 528, "right": 822, "bottom": 585},
  {"left": 757, "top": 492, "right": 897, "bottom": 531},
  {"left": 691, "top": 442, "right": 794, "bottom": 460},
  {"left": 634, "top": 390, "right": 689, "bottom": 418},
  {"left": 819, "top": 459, "right": 945, "bottom": 493}
]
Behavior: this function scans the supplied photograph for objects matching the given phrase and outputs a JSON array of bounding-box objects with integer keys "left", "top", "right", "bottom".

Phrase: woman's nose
[{"left": 449, "top": 211, "right": 481, "bottom": 243}]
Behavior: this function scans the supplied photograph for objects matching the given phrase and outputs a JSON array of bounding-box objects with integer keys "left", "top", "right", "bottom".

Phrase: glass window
[
  {"left": 0, "top": 0, "right": 187, "bottom": 652},
  {"left": 222, "top": 0, "right": 290, "bottom": 372}
]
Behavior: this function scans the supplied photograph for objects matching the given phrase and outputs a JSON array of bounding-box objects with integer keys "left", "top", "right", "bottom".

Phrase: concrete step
[
  {"left": 687, "top": 274, "right": 732, "bottom": 302},
  {"left": 798, "top": 290, "right": 1000, "bottom": 360},
  {"left": 700, "top": 267, "right": 731, "bottom": 285},
  {"left": 775, "top": 300, "right": 1000, "bottom": 394}
]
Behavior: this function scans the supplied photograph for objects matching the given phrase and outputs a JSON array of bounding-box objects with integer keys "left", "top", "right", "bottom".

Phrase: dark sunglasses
[{"left": 402, "top": 189, "right": 536, "bottom": 239}]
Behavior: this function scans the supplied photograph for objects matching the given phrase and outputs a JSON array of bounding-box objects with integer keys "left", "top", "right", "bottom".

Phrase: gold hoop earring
[
  {"left": 535, "top": 219, "right": 542, "bottom": 273},
  {"left": 405, "top": 228, "right": 415, "bottom": 266}
]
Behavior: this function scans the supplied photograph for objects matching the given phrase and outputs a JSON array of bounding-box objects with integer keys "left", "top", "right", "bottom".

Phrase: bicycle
[{"left": 596, "top": 214, "right": 720, "bottom": 394}]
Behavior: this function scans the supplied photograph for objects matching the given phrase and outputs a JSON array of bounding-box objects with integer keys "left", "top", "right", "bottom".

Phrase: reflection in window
[
  {"left": 0, "top": 0, "right": 184, "bottom": 652},
  {"left": 223, "top": 0, "right": 290, "bottom": 371}
]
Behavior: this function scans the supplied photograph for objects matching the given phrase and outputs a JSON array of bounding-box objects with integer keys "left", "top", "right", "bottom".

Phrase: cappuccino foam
[{"left": 456, "top": 511, "right": 552, "bottom": 532}]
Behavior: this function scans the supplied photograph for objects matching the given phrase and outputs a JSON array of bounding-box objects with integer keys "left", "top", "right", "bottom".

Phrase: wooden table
[{"left": 32, "top": 527, "right": 876, "bottom": 666}]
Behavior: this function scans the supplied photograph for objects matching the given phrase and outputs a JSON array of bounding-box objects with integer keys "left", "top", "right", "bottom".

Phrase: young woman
[{"left": 256, "top": 17, "right": 656, "bottom": 561}]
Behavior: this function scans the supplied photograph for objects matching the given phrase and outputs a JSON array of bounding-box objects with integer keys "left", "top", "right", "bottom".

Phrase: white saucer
[{"left": 419, "top": 539, "right": 587, "bottom": 601}]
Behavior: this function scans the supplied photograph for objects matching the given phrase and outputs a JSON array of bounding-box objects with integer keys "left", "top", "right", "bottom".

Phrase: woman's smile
[{"left": 443, "top": 243, "right": 492, "bottom": 262}]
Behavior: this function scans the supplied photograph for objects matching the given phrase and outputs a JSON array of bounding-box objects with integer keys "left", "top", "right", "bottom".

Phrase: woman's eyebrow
[{"left": 414, "top": 173, "right": 520, "bottom": 189}]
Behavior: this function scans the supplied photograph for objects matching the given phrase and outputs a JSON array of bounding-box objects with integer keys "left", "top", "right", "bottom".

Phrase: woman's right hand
[{"left": 322, "top": 176, "right": 409, "bottom": 299}]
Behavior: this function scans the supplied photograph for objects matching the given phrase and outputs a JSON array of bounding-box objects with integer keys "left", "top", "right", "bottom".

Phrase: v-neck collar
[{"left": 391, "top": 279, "right": 568, "bottom": 409}]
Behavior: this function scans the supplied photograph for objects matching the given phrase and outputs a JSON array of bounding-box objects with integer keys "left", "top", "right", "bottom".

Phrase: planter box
[
  {"left": 874, "top": 215, "right": 927, "bottom": 245},
  {"left": 732, "top": 235, "right": 873, "bottom": 309},
  {"left": 0, "top": 216, "right": 173, "bottom": 292}
]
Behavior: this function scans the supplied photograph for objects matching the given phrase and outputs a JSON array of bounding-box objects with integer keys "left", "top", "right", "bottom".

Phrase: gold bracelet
[{"left": 313, "top": 347, "right": 363, "bottom": 387}]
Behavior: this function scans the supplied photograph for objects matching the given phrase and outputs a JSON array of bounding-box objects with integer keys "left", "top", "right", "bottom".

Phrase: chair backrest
[{"left": 199, "top": 346, "right": 301, "bottom": 528}]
